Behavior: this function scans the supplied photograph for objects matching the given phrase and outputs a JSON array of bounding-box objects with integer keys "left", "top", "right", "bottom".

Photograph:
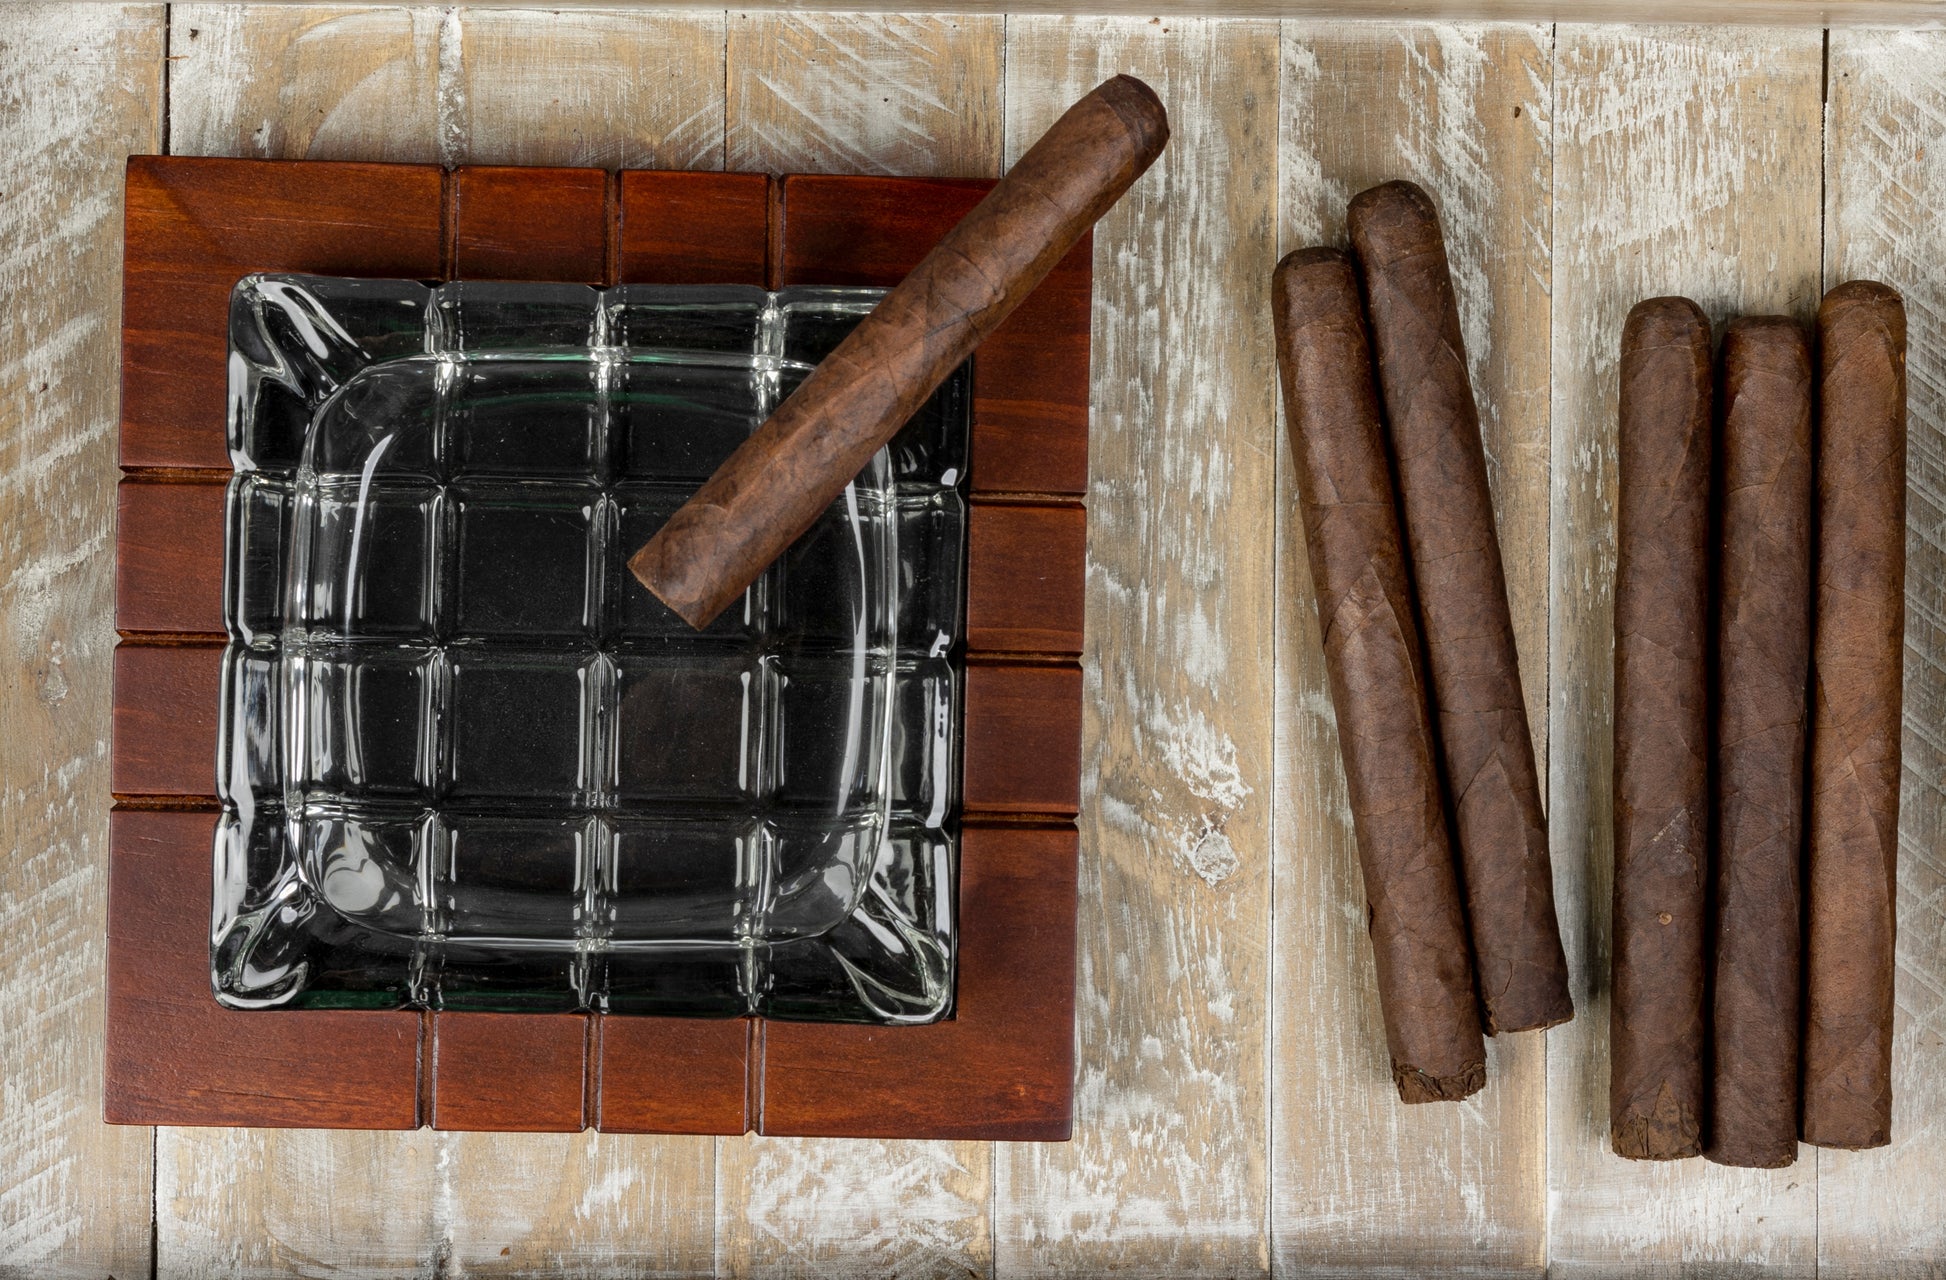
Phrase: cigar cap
[
  {"left": 1095, "top": 73, "right": 1171, "bottom": 160},
  {"left": 1276, "top": 245, "right": 1354, "bottom": 274},
  {"left": 631, "top": 74, "right": 1169, "bottom": 630},
  {"left": 1722, "top": 315, "right": 1810, "bottom": 377},
  {"left": 1821, "top": 277, "right": 1903, "bottom": 311},
  {"left": 1345, "top": 179, "right": 1441, "bottom": 264},
  {"left": 1623, "top": 295, "right": 1709, "bottom": 346}
]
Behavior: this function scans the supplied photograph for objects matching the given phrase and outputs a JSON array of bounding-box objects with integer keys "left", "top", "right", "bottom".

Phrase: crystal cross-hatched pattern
[{"left": 213, "top": 275, "right": 968, "bottom": 1024}]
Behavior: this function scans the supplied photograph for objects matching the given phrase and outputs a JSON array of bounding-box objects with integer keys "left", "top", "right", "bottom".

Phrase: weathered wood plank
[
  {"left": 726, "top": 12, "right": 1003, "bottom": 178},
  {"left": 1546, "top": 26, "right": 1824, "bottom": 1276},
  {"left": 159, "top": 1126, "right": 720, "bottom": 1277},
  {"left": 0, "top": 6, "right": 164, "bottom": 1276},
  {"left": 168, "top": 5, "right": 444, "bottom": 163},
  {"left": 156, "top": 11, "right": 447, "bottom": 1270},
  {"left": 1817, "top": 29, "right": 1946, "bottom": 1278},
  {"left": 450, "top": 8, "right": 724, "bottom": 170},
  {"left": 994, "top": 17, "right": 1278, "bottom": 1274},
  {"left": 1273, "top": 23, "right": 1550, "bottom": 1274},
  {"left": 154, "top": 7, "right": 723, "bottom": 1273},
  {"left": 716, "top": 14, "right": 1001, "bottom": 1272}
]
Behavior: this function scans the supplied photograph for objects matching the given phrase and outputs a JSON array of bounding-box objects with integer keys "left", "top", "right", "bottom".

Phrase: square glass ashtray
[{"left": 213, "top": 275, "right": 969, "bottom": 1025}]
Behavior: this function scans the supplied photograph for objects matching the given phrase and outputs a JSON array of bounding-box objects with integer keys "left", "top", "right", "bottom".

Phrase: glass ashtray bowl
[{"left": 211, "top": 274, "right": 969, "bottom": 1025}]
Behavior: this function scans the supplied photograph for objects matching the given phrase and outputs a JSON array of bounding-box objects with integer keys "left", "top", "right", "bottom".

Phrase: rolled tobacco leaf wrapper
[
  {"left": 631, "top": 73, "right": 1170, "bottom": 629},
  {"left": 1347, "top": 180, "right": 1573, "bottom": 1036},
  {"left": 1803, "top": 280, "right": 1907, "bottom": 1151},
  {"left": 1273, "top": 247, "right": 1486, "bottom": 1104},
  {"left": 1707, "top": 316, "right": 1813, "bottom": 1170},
  {"left": 1611, "top": 296, "right": 1712, "bottom": 1160}
]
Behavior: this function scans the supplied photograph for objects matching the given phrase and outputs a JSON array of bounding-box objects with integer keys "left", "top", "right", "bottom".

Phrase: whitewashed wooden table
[{"left": 2, "top": 5, "right": 1942, "bottom": 1275}]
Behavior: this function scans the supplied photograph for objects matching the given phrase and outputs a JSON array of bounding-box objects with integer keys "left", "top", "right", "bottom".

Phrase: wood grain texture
[
  {"left": 966, "top": 502, "right": 1088, "bottom": 654},
  {"left": 115, "top": 480, "right": 225, "bottom": 633},
  {"left": 726, "top": 13, "right": 1004, "bottom": 179},
  {"left": 168, "top": 5, "right": 444, "bottom": 163},
  {"left": 115, "top": 0, "right": 1946, "bottom": 25},
  {"left": 961, "top": 662, "right": 1085, "bottom": 815},
  {"left": 598, "top": 1018, "right": 754, "bottom": 1135},
  {"left": 449, "top": 8, "right": 724, "bottom": 170},
  {"left": 431, "top": 1015, "right": 588, "bottom": 1133},
  {"left": 451, "top": 165, "right": 608, "bottom": 282},
  {"left": 618, "top": 170, "right": 771, "bottom": 287},
  {"left": 1817, "top": 29, "right": 1946, "bottom": 1276},
  {"left": 996, "top": 17, "right": 1278, "bottom": 1273},
  {"left": 0, "top": 7, "right": 162, "bottom": 1275},
  {"left": 110, "top": 643, "right": 221, "bottom": 798},
  {"left": 715, "top": 18, "right": 1002, "bottom": 1272},
  {"left": 1547, "top": 26, "right": 1823, "bottom": 1274},
  {"left": 1273, "top": 23, "right": 1550, "bottom": 1272}
]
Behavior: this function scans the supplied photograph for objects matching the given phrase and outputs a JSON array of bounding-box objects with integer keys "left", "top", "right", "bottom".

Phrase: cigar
[
  {"left": 629, "top": 75, "right": 1170, "bottom": 629},
  {"left": 1706, "top": 317, "right": 1813, "bottom": 1170},
  {"left": 1611, "top": 297, "right": 1712, "bottom": 1160},
  {"left": 1273, "top": 248, "right": 1486, "bottom": 1104},
  {"left": 1347, "top": 181, "right": 1573, "bottom": 1036},
  {"left": 1803, "top": 281, "right": 1907, "bottom": 1151}
]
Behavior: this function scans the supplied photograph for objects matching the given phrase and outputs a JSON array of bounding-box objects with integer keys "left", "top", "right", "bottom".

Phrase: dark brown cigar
[
  {"left": 1803, "top": 280, "right": 1907, "bottom": 1151},
  {"left": 1612, "top": 296, "right": 1712, "bottom": 1160},
  {"left": 1273, "top": 247, "right": 1486, "bottom": 1104},
  {"left": 1706, "top": 317, "right": 1813, "bottom": 1170},
  {"left": 630, "top": 75, "right": 1170, "bottom": 628},
  {"left": 1347, "top": 180, "right": 1573, "bottom": 1036}
]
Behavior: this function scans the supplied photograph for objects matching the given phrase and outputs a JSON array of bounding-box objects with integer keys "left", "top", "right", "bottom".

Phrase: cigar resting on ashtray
[
  {"left": 1803, "top": 280, "right": 1907, "bottom": 1151},
  {"left": 1611, "top": 296, "right": 1712, "bottom": 1160},
  {"left": 1273, "top": 248, "right": 1486, "bottom": 1104},
  {"left": 1707, "top": 317, "right": 1813, "bottom": 1170},
  {"left": 1347, "top": 180, "right": 1573, "bottom": 1037},
  {"left": 629, "top": 75, "right": 1169, "bottom": 629}
]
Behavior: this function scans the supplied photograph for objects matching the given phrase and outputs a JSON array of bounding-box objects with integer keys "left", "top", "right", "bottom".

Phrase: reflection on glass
[{"left": 214, "top": 276, "right": 966, "bottom": 1024}]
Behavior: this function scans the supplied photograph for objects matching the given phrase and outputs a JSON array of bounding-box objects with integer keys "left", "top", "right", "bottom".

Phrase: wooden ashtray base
[{"left": 107, "top": 157, "right": 1088, "bottom": 1139}]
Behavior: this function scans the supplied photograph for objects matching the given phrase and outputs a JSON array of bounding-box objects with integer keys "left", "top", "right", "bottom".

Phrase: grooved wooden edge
[
  {"left": 117, "top": 478, "right": 226, "bottom": 635},
  {"left": 431, "top": 1013, "right": 590, "bottom": 1132},
  {"left": 111, "top": 643, "right": 222, "bottom": 799},
  {"left": 966, "top": 500, "right": 1087, "bottom": 655},
  {"left": 121, "top": 155, "right": 445, "bottom": 471},
  {"left": 106, "top": 809, "right": 422, "bottom": 1128},
  {"left": 452, "top": 165, "right": 608, "bottom": 284},
  {"left": 597, "top": 1017, "right": 755, "bottom": 1135},
  {"left": 757, "top": 824, "right": 1079, "bottom": 1140},
  {"left": 963, "top": 661, "right": 1085, "bottom": 817}
]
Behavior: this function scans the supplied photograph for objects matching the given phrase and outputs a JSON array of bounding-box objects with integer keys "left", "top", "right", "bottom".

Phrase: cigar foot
[
  {"left": 628, "top": 501, "right": 741, "bottom": 630},
  {"left": 1095, "top": 73, "right": 1171, "bottom": 161},
  {"left": 1393, "top": 1059, "right": 1486, "bottom": 1104},
  {"left": 1703, "top": 1140, "right": 1799, "bottom": 1170},
  {"left": 1610, "top": 1083, "right": 1703, "bottom": 1160},
  {"left": 1489, "top": 1006, "right": 1575, "bottom": 1036},
  {"left": 1802, "top": 1118, "right": 1893, "bottom": 1151}
]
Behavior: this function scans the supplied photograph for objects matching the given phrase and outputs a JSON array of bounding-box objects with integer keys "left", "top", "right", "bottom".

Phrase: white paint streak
[{"left": 0, "top": 6, "right": 159, "bottom": 1274}]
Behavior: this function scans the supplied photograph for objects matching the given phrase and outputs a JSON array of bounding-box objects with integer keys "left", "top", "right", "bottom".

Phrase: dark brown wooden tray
[{"left": 107, "top": 156, "right": 1087, "bottom": 1140}]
